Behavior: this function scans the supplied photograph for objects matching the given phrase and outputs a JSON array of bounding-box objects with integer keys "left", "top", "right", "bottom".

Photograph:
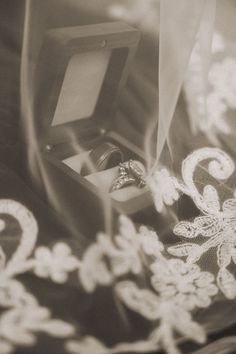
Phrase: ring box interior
[{"left": 34, "top": 22, "right": 153, "bottom": 235}]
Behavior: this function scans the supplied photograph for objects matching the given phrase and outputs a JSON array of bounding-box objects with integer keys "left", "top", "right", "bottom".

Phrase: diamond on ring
[{"left": 110, "top": 160, "right": 146, "bottom": 192}]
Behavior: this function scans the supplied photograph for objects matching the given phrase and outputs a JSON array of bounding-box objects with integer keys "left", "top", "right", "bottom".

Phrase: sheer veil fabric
[
  {"left": 156, "top": 0, "right": 216, "bottom": 165},
  {"left": 1, "top": 1, "right": 236, "bottom": 354}
]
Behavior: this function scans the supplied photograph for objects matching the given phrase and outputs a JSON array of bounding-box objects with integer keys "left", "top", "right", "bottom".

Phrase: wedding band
[{"left": 81, "top": 142, "right": 124, "bottom": 176}]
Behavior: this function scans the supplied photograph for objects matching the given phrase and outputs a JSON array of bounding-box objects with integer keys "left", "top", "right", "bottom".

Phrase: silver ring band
[{"left": 81, "top": 142, "right": 124, "bottom": 176}]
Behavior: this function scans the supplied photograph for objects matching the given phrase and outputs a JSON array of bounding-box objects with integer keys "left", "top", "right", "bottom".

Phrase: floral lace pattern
[
  {"left": 159, "top": 148, "right": 236, "bottom": 300},
  {"left": 34, "top": 242, "right": 79, "bottom": 283},
  {"left": 2, "top": 147, "right": 236, "bottom": 354},
  {"left": 147, "top": 168, "right": 180, "bottom": 212},
  {"left": 150, "top": 259, "right": 217, "bottom": 310},
  {"left": 71, "top": 215, "right": 212, "bottom": 354},
  {"left": 149, "top": 146, "right": 236, "bottom": 300},
  {"left": 0, "top": 200, "right": 75, "bottom": 354},
  {"left": 184, "top": 32, "right": 236, "bottom": 144}
]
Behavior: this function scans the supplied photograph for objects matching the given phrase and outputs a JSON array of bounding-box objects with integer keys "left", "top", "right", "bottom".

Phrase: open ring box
[{"left": 34, "top": 22, "right": 153, "bottom": 235}]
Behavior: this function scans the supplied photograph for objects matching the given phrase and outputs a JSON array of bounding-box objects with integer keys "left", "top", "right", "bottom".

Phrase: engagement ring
[{"left": 110, "top": 160, "right": 146, "bottom": 192}]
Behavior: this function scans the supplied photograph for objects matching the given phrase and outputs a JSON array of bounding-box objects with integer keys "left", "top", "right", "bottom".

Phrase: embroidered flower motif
[
  {"left": 184, "top": 31, "right": 236, "bottom": 144},
  {"left": 204, "top": 93, "right": 230, "bottom": 135},
  {"left": 148, "top": 168, "right": 180, "bottom": 212},
  {"left": 80, "top": 216, "right": 204, "bottom": 353},
  {"left": 166, "top": 148, "right": 236, "bottom": 299},
  {"left": 116, "top": 280, "right": 161, "bottom": 320},
  {"left": 110, "top": 208, "right": 218, "bottom": 354},
  {"left": 0, "top": 307, "right": 74, "bottom": 350},
  {"left": 115, "top": 280, "right": 206, "bottom": 354},
  {"left": 34, "top": 242, "right": 79, "bottom": 283},
  {"left": 170, "top": 194, "right": 236, "bottom": 299},
  {"left": 78, "top": 234, "right": 115, "bottom": 293},
  {"left": 77, "top": 198, "right": 218, "bottom": 353},
  {"left": 208, "top": 58, "right": 236, "bottom": 107},
  {"left": 79, "top": 228, "right": 143, "bottom": 293},
  {"left": 79, "top": 215, "right": 163, "bottom": 292},
  {"left": 138, "top": 225, "right": 164, "bottom": 256},
  {"left": 0, "top": 200, "right": 76, "bottom": 354},
  {"left": 2, "top": 154, "right": 235, "bottom": 354},
  {"left": 151, "top": 259, "right": 217, "bottom": 310}
]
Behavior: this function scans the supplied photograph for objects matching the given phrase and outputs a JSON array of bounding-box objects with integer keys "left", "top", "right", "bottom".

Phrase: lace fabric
[
  {"left": 1, "top": 147, "right": 236, "bottom": 354},
  {"left": 2, "top": 1, "right": 236, "bottom": 354},
  {"left": 184, "top": 31, "right": 236, "bottom": 145}
]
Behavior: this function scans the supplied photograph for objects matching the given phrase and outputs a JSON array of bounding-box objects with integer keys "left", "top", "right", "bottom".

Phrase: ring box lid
[{"left": 34, "top": 22, "right": 140, "bottom": 147}]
